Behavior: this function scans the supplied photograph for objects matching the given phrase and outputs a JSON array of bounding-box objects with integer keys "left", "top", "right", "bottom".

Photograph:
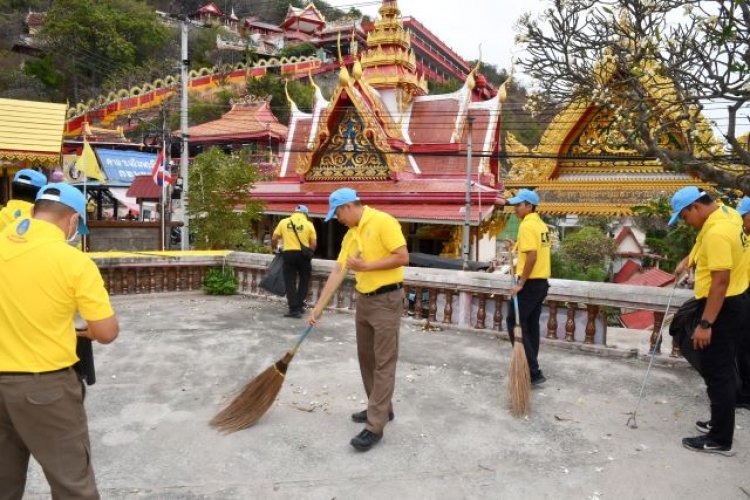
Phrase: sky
[
  {"left": 326, "top": 0, "right": 748, "bottom": 137},
  {"left": 325, "top": 0, "right": 541, "bottom": 73}
]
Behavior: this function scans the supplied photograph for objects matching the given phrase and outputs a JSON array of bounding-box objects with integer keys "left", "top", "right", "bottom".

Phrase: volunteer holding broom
[
  {"left": 668, "top": 187, "right": 749, "bottom": 456},
  {"left": 308, "top": 188, "right": 408, "bottom": 452},
  {"left": 504, "top": 189, "right": 551, "bottom": 386}
]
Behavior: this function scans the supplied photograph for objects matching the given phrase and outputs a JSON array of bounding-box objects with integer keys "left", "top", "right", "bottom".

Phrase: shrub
[{"left": 203, "top": 267, "right": 237, "bottom": 295}]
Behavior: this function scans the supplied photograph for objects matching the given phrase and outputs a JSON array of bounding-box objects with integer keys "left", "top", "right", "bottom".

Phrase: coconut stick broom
[
  {"left": 507, "top": 249, "right": 531, "bottom": 417},
  {"left": 210, "top": 269, "right": 348, "bottom": 433}
]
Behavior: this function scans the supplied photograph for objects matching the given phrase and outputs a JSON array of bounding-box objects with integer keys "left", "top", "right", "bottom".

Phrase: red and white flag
[{"left": 151, "top": 149, "right": 174, "bottom": 186}]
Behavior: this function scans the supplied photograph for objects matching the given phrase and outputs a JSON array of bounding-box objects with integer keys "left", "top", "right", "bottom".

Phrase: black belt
[
  {"left": 0, "top": 367, "right": 72, "bottom": 377},
  {"left": 360, "top": 282, "right": 403, "bottom": 296}
]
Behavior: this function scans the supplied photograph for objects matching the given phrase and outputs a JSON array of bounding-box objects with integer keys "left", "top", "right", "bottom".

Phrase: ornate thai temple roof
[
  {"left": 0, "top": 97, "right": 67, "bottom": 168},
  {"left": 253, "top": 1, "right": 504, "bottom": 229},
  {"left": 178, "top": 96, "right": 287, "bottom": 144},
  {"left": 505, "top": 54, "right": 717, "bottom": 216}
]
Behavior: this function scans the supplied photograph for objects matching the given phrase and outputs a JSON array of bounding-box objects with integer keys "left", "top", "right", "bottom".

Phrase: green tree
[
  {"left": 246, "top": 74, "right": 313, "bottom": 125},
  {"left": 556, "top": 226, "right": 616, "bottom": 282},
  {"left": 278, "top": 41, "right": 317, "bottom": 59},
  {"left": 40, "top": 0, "right": 172, "bottom": 100},
  {"left": 187, "top": 148, "right": 264, "bottom": 250}
]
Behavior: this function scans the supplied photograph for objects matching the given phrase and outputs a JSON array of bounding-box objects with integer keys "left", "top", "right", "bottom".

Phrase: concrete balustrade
[{"left": 92, "top": 252, "right": 692, "bottom": 360}]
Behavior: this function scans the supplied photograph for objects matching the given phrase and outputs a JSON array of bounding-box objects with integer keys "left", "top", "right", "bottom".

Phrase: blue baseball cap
[
  {"left": 506, "top": 188, "right": 540, "bottom": 206},
  {"left": 295, "top": 204, "right": 309, "bottom": 214},
  {"left": 325, "top": 188, "right": 360, "bottom": 222},
  {"left": 738, "top": 197, "right": 750, "bottom": 217},
  {"left": 668, "top": 186, "right": 707, "bottom": 226},
  {"left": 35, "top": 183, "right": 89, "bottom": 235},
  {"left": 13, "top": 169, "right": 47, "bottom": 188}
]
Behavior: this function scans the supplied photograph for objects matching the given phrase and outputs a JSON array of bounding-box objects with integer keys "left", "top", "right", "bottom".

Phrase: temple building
[
  {"left": 0, "top": 98, "right": 66, "bottom": 204},
  {"left": 250, "top": 0, "right": 505, "bottom": 261},
  {"left": 504, "top": 54, "right": 716, "bottom": 216}
]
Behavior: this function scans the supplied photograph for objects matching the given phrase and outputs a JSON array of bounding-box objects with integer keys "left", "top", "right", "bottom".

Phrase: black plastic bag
[
  {"left": 74, "top": 337, "right": 96, "bottom": 385},
  {"left": 259, "top": 253, "right": 286, "bottom": 296}
]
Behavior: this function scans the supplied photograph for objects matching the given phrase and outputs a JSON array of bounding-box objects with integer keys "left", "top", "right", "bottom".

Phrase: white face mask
[{"left": 66, "top": 215, "right": 80, "bottom": 245}]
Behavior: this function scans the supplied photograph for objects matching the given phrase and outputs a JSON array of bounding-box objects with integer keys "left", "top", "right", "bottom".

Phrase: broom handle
[
  {"left": 507, "top": 247, "right": 522, "bottom": 338},
  {"left": 291, "top": 260, "right": 354, "bottom": 353}
]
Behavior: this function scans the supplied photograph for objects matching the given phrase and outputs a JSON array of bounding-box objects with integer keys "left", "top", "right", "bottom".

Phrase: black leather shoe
[
  {"left": 283, "top": 310, "right": 302, "bottom": 318},
  {"left": 351, "top": 409, "right": 394, "bottom": 423},
  {"left": 531, "top": 373, "right": 547, "bottom": 386},
  {"left": 350, "top": 429, "right": 382, "bottom": 451}
]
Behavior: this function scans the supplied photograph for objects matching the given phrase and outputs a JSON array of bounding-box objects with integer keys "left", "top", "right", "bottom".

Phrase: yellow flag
[{"left": 75, "top": 139, "right": 105, "bottom": 181}]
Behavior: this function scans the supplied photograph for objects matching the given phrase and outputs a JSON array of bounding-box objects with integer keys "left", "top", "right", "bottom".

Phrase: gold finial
[
  {"left": 337, "top": 32, "right": 343, "bottom": 65},
  {"left": 498, "top": 77, "right": 510, "bottom": 103},
  {"left": 308, "top": 69, "right": 321, "bottom": 95}
]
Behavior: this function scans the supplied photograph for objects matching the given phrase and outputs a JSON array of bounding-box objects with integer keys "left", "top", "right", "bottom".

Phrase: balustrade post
[
  {"left": 336, "top": 286, "right": 344, "bottom": 309},
  {"left": 565, "top": 302, "right": 577, "bottom": 342},
  {"left": 443, "top": 289, "right": 453, "bottom": 324},
  {"left": 241, "top": 269, "right": 248, "bottom": 292},
  {"left": 584, "top": 304, "right": 598, "bottom": 344},
  {"left": 650, "top": 311, "right": 664, "bottom": 355},
  {"left": 428, "top": 288, "right": 437, "bottom": 322},
  {"left": 475, "top": 293, "right": 486, "bottom": 329},
  {"left": 493, "top": 295, "right": 504, "bottom": 331},
  {"left": 547, "top": 300, "right": 559, "bottom": 339},
  {"left": 415, "top": 287, "right": 424, "bottom": 319},
  {"left": 148, "top": 268, "right": 156, "bottom": 293},
  {"left": 250, "top": 269, "right": 258, "bottom": 293},
  {"left": 348, "top": 286, "right": 356, "bottom": 310}
]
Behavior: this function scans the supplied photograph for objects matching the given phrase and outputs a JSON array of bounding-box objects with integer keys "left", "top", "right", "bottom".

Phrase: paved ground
[{"left": 24, "top": 293, "right": 750, "bottom": 499}]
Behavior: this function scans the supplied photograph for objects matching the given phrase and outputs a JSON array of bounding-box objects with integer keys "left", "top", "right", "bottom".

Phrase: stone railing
[{"left": 92, "top": 252, "right": 693, "bottom": 360}]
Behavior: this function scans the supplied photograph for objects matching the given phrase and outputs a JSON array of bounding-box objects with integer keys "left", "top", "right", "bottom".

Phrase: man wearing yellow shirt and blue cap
[
  {"left": 668, "top": 186, "right": 749, "bottom": 456},
  {"left": 505, "top": 188, "right": 551, "bottom": 386},
  {"left": 735, "top": 196, "right": 750, "bottom": 412},
  {"left": 0, "top": 183, "right": 119, "bottom": 497},
  {"left": 308, "top": 188, "right": 408, "bottom": 452},
  {"left": 0, "top": 168, "right": 47, "bottom": 232},
  {"left": 271, "top": 204, "right": 317, "bottom": 318}
]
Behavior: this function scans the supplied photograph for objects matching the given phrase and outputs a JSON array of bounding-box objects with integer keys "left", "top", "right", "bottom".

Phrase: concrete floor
[{"left": 23, "top": 293, "right": 750, "bottom": 499}]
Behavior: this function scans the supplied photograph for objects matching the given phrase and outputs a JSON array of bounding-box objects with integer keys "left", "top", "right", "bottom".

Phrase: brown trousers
[
  {"left": 355, "top": 288, "right": 403, "bottom": 435},
  {"left": 0, "top": 368, "right": 99, "bottom": 500}
]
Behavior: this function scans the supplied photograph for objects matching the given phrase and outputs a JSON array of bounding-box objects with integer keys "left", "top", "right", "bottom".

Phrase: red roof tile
[
  {"left": 623, "top": 267, "right": 675, "bottom": 287},
  {"left": 126, "top": 175, "right": 162, "bottom": 200},
  {"left": 621, "top": 310, "right": 654, "bottom": 330},
  {"left": 614, "top": 259, "right": 641, "bottom": 283},
  {"left": 182, "top": 98, "right": 287, "bottom": 143}
]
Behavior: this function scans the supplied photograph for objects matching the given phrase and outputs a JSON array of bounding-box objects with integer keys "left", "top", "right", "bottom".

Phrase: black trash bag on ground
[
  {"left": 669, "top": 297, "right": 705, "bottom": 375},
  {"left": 259, "top": 253, "right": 286, "bottom": 296}
]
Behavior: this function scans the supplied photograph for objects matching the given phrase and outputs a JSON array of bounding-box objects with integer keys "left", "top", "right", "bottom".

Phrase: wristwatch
[{"left": 699, "top": 319, "right": 713, "bottom": 329}]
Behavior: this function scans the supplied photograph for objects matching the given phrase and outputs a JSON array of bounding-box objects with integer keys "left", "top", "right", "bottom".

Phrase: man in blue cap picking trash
[
  {"left": 308, "top": 188, "right": 408, "bottom": 452},
  {"left": 668, "top": 186, "right": 749, "bottom": 456}
]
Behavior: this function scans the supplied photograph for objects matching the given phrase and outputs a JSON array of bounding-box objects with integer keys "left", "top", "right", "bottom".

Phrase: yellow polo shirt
[
  {"left": 337, "top": 206, "right": 406, "bottom": 294},
  {"left": 515, "top": 212, "right": 551, "bottom": 279},
  {"left": 273, "top": 213, "right": 316, "bottom": 251},
  {"left": 0, "top": 218, "right": 114, "bottom": 372},
  {"left": 0, "top": 199, "right": 33, "bottom": 233},
  {"left": 689, "top": 205, "right": 749, "bottom": 299}
]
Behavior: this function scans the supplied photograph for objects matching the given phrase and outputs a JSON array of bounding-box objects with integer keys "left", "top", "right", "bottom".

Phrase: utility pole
[
  {"left": 180, "top": 20, "right": 190, "bottom": 251},
  {"left": 462, "top": 115, "right": 475, "bottom": 271}
]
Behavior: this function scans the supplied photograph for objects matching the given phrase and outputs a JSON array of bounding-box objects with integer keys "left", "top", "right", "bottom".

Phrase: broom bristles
[
  {"left": 210, "top": 351, "right": 294, "bottom": 433},
  {"left": 508, "top": 325, "right": 531, "bottom": 417}
]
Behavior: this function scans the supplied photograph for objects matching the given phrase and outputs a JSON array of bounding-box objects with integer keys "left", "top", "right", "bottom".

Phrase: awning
[
  {"left": 127, "top": 175, "right": 163, "bottom": 200},
  {"left": 262, "top": 202, "right": 495, "bottom": 225},
  {"left": 0, "top": 98, "right": 67, "bottom": 168}
]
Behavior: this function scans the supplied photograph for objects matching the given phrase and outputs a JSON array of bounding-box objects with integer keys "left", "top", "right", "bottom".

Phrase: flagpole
[{"left": 161, "top": 147, "right": 166, "bottom": 251}]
